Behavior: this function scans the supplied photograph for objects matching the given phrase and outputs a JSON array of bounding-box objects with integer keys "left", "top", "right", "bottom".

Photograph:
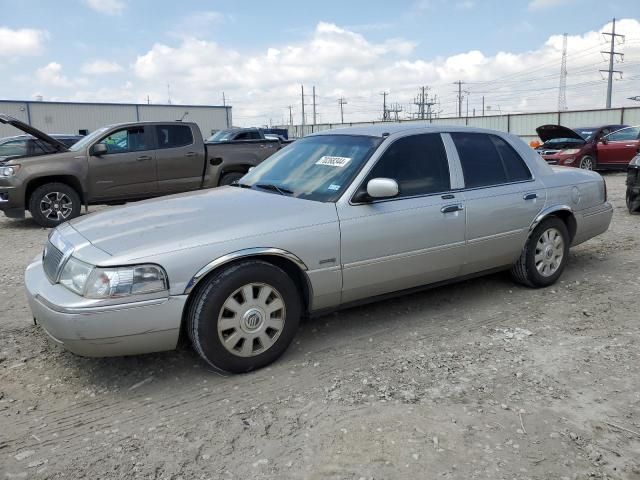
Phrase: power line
[{"left": 600, "top": 17, "right": 625, "bottom": 108}]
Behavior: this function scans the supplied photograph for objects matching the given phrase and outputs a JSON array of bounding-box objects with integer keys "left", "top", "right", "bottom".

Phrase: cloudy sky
[{"left": 1, "top": 0, "right": 639, "bottom": 126}]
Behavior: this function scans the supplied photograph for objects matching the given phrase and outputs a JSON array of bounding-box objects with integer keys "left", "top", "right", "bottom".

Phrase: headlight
[
  {"left": 0, "top": 165, "right": 20, "bottom": 177},
  {"left": 58, "top": 257, "right": 168, "bottom": 299},
  {"left": 631, "top": 155, "right": 640, "bottom": 167},
  {"left": 561, "top": 149, "right": 580, "bottom": 155}
]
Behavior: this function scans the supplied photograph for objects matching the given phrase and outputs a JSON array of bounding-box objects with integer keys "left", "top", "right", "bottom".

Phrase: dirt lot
[{"left": 0, "top": 172, "right": 639, "bottom": 480}]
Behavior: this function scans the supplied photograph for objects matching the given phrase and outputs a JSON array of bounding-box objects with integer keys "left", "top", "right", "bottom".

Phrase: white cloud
[
  {"left": 81, "top": 60, "right": 123, "bottom": 75},
  {"left": 456, "top": 1, "right": 475, "bottom": 9},
  {"left": 36, "top": 62, "right": 86, "bottom": 88},
  {"left": 84, "top": 0, "right": 125, "bottom": 15},
  {"left": 528, "top": 0, "right": 574, "bottom": 10},
  {"left": 0, "top": 27, "right": 48, "bottom": 56},
  {"left": 24, "top": 18, "right": 640, "bottom": 126}
]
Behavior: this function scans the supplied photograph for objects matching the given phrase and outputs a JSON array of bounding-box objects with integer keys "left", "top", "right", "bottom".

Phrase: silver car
[{"left": 25, "top": 125, "right": 613, "bottom": 373}]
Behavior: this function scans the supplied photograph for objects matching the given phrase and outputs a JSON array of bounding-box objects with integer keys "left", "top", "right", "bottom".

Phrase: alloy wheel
[
  {"left": 534, "top": 227, "right": 564, "bottom": 277},
  {"left": 40, "top": 192, "right": 74, "bottom": 222}
]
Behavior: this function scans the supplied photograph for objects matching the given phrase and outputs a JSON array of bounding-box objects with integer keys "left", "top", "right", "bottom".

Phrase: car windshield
[
  {"left": 68, "top": 127, "right": 109, "bottom": 152},
  {"left": 239, "top": 134, "right": 383, "bottom": 202},
  {"left": 543, "top": 138, "right": 584, "bottom": 146},
  {"left": 574, "top": 128, "right": 595, "bottom": 141},
  {"left": 206, "top": 130, "right": 236, "bottom": 143},
  {"left": 0, "top": 139, "right": 27, "bottom": 158}
]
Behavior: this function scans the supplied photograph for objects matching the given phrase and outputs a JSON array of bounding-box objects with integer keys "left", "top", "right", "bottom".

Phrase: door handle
[
  {"left": 185, "top": 152, "right": 197, "bottom": 157},
  {"left": 523, "top": 192, "right": 537, "bottom": 200},
  {"left": 136, "top": 155, "right": 152, "bottom": 161},
  {"left": 441, "top": 204, "right": 464, "bottom": 214},
  {"left": 441, "top": 194, "right": 455, "bottom": 200}
]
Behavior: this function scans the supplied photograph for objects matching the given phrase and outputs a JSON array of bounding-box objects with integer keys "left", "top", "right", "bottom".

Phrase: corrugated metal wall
[
  {"left": 0, "top": 100, "right": 232, "bottom": 139},
  {"left": 280, "top": 107, "right": 639, "bottom": 142}
]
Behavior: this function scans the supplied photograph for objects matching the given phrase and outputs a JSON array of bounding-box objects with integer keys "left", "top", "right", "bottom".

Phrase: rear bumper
[
  {"left": 572, "top": 202, "right": 613, "bottom": 246},
  {"left": 25, "top": 258, "right": 185, "bottom": 357}
]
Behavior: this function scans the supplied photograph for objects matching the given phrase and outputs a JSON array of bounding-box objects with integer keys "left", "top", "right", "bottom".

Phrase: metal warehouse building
[{"left": 0, "top": 100, "right": 232, "bottom": 139}]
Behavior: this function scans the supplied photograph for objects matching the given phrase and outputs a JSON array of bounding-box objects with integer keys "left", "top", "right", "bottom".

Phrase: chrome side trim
[
  {"left": 529, "top": 204, "right": 573, "bottom": 231},
  {"left": 467, "top": 228, "right": 524, "bottom": 244},
  {"left": 343, "top": 241, "right": 465, "bottom": 270},
  {"left": 184, "top": 248, "right": 309, "bottom": 294},
  {"left": 35, "top": 294, "right": 169, "bottom": 315}
]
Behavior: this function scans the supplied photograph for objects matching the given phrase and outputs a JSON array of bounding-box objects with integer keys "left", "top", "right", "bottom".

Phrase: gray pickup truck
[{"left": 0, "top": 116, "right": 282, "bottom": 227}]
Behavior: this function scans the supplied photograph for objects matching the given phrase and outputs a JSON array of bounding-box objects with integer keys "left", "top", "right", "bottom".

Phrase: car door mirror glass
[
  {"left": 91, "top": 143, "right": 108, "bottom": 156},
  {"left": 367, "top": 178, "right": 399, "bottom": 199}
]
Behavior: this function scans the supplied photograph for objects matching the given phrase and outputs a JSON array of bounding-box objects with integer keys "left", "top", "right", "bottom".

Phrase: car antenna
[{"left": 177, "top": 111, "right": 189, "bottom": 122}]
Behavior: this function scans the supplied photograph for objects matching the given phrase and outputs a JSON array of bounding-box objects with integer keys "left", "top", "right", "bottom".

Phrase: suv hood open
[
  {"left": 0, "top": 114, "right": 69, "bottom": 153},
  {"left": 536, "top": 124, "right": 585, "bottom": 143}
]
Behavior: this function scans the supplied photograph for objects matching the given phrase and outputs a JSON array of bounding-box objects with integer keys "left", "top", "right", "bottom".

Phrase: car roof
[{"left": 308, "top": 123, "right": 511, "bottom": 137}]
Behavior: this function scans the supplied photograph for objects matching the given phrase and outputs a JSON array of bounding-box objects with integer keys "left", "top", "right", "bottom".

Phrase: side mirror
[
  {"left": 91, "top": 143, "right": 108, "bottom": 156},
  {"left": 353, "top": 178, "right": 399, "bottom": 202},
  {"left": 600, "top": 138, "right": 608, "bottom": 145}
]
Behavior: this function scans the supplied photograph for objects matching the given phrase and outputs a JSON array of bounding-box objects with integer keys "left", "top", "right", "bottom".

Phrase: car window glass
[
  {"left": 100, "top": 127, "right": 147, "bottom": 154},
  {"left": 0, "top": 139, "right": 27, "bottom": 157},
  {"left": 365, "top": 133, "right": 450, "bottom": 198},
  {"left": 606, "top": 127, "right": 640, "bottom": 142},
  {"left": 452, "top": 132, "right": 508, "bottom": 188},
  {"left": 490, "top": 135, "right": 532, "bottom": 182},
  {"left": 156, "top": 125, "right": 193, "bottom": 149},
  {"left": 235, "top": 132, "right": 250, "bottom": 140}
]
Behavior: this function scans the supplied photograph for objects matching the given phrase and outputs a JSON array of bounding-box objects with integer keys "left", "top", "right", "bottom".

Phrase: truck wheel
[
  {"left": 510, "top": 217, "right": 570, "bottom": 288},
  {"left": 29, "top": 183, "right": 81, "bottom": 228},
  {"left": 579, "top": 156, "right": 594, "bottom": 170},
  {"left": 188, "top": 260, "right": 301, "bottom": 373},
  {"left": 219, "top": 172, "right": 245, "bottom": 186}
]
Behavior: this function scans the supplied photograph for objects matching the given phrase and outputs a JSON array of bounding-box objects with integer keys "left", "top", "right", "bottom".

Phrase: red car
[
  {"left": 597, "top": 126, "right": 640, "bottom": 170},
  {"left": 536, "top": 124, "right": 627, "bottom": 170}
]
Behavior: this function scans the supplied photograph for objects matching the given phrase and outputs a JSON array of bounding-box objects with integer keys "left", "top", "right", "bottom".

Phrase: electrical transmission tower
[
  {"left": 388, "top": 103, "right": 403, "bottom": 122},
  {"left": 338, "top": 97, "right": 348, "bottom": 123},
  {"left": 600, "top": 18, "right": 625, "bottom": 109},
  {"left": 413, "top": 86, "right": 439, "bottom": 121},
  {"left": 558, "top": 33, "right": 568, "bottom": 111},
  {"left": 380, "top": 91, "right": 390, "bottom": 121},
  {"left": 453, "top": 81, "right": 466, "bottom": 117}
]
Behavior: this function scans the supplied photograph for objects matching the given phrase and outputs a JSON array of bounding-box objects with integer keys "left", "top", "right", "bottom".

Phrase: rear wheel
[
  {"left": 219, "top": 172, "right": 245, "bottom": 186},
  {"left": 579, "top": 156, "right": 594, "bottom": 170},
  {"left": 188, "top": 260, "right": 301, "bottom": 373},
  {"left": 511, "top": 217, "right": 570, "bottom": 288},
  {"left": 28, "top": 182, "right": 81, "bottom": 228}
]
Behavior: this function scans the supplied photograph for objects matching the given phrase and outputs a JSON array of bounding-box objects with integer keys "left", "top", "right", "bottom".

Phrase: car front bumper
[{"left": 25, "top": 258, "right": 186, "bottom": 357}]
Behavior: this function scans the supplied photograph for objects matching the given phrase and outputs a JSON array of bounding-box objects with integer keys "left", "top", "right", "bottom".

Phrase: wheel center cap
[
  {"left": 54, "top": 203, "right": 59, "bottom": 210},
  {"left": 242, "top": 308, "right": 264, "bottom": 332},
  {"left": 545, "top": 245, "right": 554, "bottom": 259}
]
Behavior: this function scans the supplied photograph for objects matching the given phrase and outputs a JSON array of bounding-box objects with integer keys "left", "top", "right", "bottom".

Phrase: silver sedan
[{"left": 25, "top": 125, "right": 613, "bottom": 373}]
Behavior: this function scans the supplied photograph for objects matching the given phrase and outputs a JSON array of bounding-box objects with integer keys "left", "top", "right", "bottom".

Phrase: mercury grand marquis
[{"left": 25, "top": 125, "right": 613, "bottom": 373}]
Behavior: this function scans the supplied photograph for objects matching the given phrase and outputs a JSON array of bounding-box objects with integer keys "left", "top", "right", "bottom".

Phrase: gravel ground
[{"left": 1, "top": 172, "right": 639, "bottom": 480}]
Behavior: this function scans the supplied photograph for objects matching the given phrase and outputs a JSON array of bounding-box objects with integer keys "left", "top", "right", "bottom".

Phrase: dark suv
[
  {"left": 0, "top": 134, "right": 82, "bottom": 163},
  {"left": 536, "top": 124, "right": 627, "bottom": 170}
]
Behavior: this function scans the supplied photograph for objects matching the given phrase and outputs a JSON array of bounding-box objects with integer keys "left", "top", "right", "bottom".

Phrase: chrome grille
[{"left": 43, "top": 242, "right": 64, "bottom": 282}]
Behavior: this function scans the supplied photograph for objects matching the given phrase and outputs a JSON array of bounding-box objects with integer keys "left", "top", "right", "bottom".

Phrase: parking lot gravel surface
[{"left": 1, "top": 172, "right": 639, "bottom": 480}]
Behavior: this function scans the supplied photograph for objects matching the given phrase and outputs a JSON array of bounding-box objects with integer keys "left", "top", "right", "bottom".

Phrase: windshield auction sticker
[{"left": 316, "top": 156, "right": 351, "bottom": 167}]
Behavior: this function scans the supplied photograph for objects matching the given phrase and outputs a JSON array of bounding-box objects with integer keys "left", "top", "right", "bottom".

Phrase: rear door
[
  {"left": 155, "top": 124, "right": 205, "bottom": 193},
  {"left": 236, "top": 130, "right": 279, "bottom": 163},
  {"left": 597, "top": 126, "right": 640, "bottom": 168},
  {"left": 450, "top": 132, "right": 545, "bottom": 275},
  {"left": 338, "top": 132, "right": 466, "bottom": 303},
  {"left": 88, "top": 126, "right": 157, "bottom": 200}
]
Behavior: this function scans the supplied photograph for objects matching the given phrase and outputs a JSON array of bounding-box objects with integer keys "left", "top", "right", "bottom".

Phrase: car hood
[
  {"left": 536, "top": 124, "right": 585, "bottom": 143},
  {"left": 68, "top": 187, "right": 338, "bottom": 261},
  {"left": 0, "top": 114, "right": 69, "bottom": 153}
]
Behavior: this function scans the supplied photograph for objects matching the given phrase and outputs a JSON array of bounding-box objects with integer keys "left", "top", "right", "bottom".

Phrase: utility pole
[
  {"left": 380, "top": 91, "right": 389, "bottom": 121},
  {"left": 558, "top": 33, "right": 568, "bottom": 111},
  {"left": 453, "top": 81, "right": 465, "bottom": 117},
  {"left": 222, "top": 91, "right": 226, "bottom": 107},
  {"left": 465, "top": 91, "right": 470, "bottom": 117},
  {"left": 482, "top": 95, "right": 485, "bottom": 116},
  {"left": 312, "top": 86, "right": 317, "bottom": 125},
  {"left": 338, "top": 97, "right": 347, "bottom": 123},
  {"left": 301, "top": 85, "right": 305, "bottom": 129},
  {"left": 288, "top": 105, "right": 294, "bottom": 126},
  {"left": 600, "top": 18, "right": 625, "bottom": 109},
  {"left": 146, "top": 94, "right": 150, "bottom": 105},
  {"left": 167, "top": 84, "right": 172, "bottom": 105}
]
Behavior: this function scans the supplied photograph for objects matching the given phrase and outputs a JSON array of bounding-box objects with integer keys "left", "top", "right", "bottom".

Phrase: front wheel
[
  {"left": 579, "top": 156, "right": 594, "bottom": 170},
  {"left": 187, "top": 260, "right": 301, "bottom": 373},
  {"left": 219, "top": 172, "right": 245, "bottom": 186},
  {"left": 511, "top": 217, "right": 570, "bottom": 288},
  {"left": 28, "top": 182, "right": 81, "bottom": 228}
]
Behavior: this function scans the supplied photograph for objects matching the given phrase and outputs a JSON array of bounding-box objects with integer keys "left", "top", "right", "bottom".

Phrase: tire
[
  {"left": 188, "top": 260, "right": 301, "bottom": 373},
  {"left": 510, "top": 217, "right": 570, "bottom": 288},
  {"left": 219, "top": 172, "right": 245, "bottom": 186},
  {"left": 579, "top": 156, "right": 594, "bottom": 170},
  {"left": 28, "top": 182, "right": 81, "bottom": 228}
]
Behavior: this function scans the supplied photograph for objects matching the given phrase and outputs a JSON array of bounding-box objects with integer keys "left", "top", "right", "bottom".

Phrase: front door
[
  {"left": 88, "top": 126, "right": 157, "bottom": 200},
  {"left": 338, "top": 132, "right": 466, "bottom": 304},
  {"left": 597, "top": 126, "right": 640, "bottom": 168},
  {"left": 449, "top": 132, "right": 546, "bottom": 275}
]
